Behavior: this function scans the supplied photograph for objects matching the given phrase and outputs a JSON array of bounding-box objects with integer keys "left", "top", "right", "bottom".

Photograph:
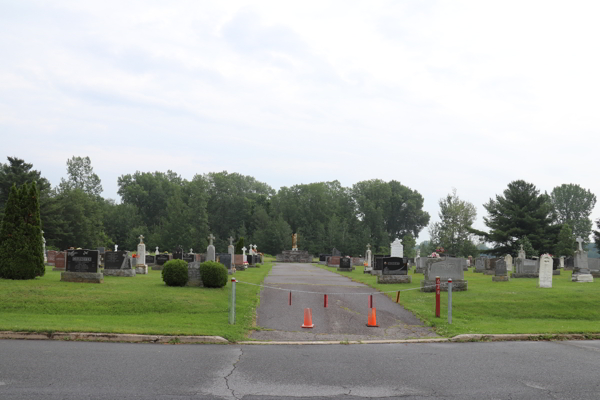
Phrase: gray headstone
[
  {"left": 495, "top": 259, "right": 507, "bottom": 276},
  {"left": 424, "top": 257, "right": 464, "bottom": 281},
  {"left": 206, "top": 245, "right": 216, "bottom": 262}
]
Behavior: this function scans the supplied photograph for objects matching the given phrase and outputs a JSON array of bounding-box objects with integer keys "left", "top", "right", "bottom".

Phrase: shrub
[
  {"left": 255, "top": 263, "right": 262, "bottom": 268},
  {"left": 199, "top": 261, "right": 228, "bottom": 288},
  {"left": 161, "top": 259, "right": 189, "bottom": 287}
]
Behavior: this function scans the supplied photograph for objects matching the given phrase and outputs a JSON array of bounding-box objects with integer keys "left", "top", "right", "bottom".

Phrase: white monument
[
  {"left": 573, "top": 237, "right": 593, "bottom": 282},
  {"left": 155, "top": 246, "right": 159, "bottom": 254},
  {"left": 538, "top": 254, "right": 553, "bottom": 288},
  {"left": 559, "top": 256, "right": 564, "bottom": 269},
  {"left": 207, "top": 234, "right": 216, "bottom": 262},
  {"left": 242, "top": 246, "right": 247, "bottom": 263},
  {"left": 114, "top": 244, "right": 118, "bottom": 252},
  {"left": 390, "top": 238, "right": 404, "bottom": 258},
  {"left": 518, "top": 244, "right": 526, "bottom": 260},
  {"left": 136, "top": 235, "right": 148, "bottom": 274},
  {"left": 505, "top": 254, "right": 513, "bottom": 272},
  {"left": 365, "top": 244, "right": 372, "bottom": 268}
]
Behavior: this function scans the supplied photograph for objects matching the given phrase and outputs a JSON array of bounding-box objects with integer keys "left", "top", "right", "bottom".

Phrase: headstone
[
  {"left": 588, "top": 258, "right": 600, "bottom": 277},
  {"left": 484, "top": 258, "right": 499, "bottom": 275},
  {"left": 217, "top": 253, "right": 232, "bottom": 272},
  {"left": 573, "top": 237, "right": 593, "bottom": 282},
  {"left": 242, "top": 246, "right": 247, "bottom": 263},
  {"left": 248, "top": 244, "right": 254, "bottom": 255},
  {"left": 390, "top": 238, "right": 404, "bottom": 258},
  {"left": 155, "top": 246, "right": 159, "bottom": 254},
  {"left": 518, "top": 244, "right": 526, "bottom": 260},
  {"left": 145, "top": 255, "right": 155, "bottom": 265},
  {"left": 504, "top": 254, "right": 513, "bottom": 272},
  {"left": 513, "top": 258, "right": 539, "bottom": 278},
  {"left": 53, "top": 251, "right": 66, "bottom": 271},
  {"left": 474, "top": 257, "right": 486, "bottom": 273},
  {"left": 560, "top": 256, "right": 565, "bottom": 269},
  {"left": 539, "top": 254, "right": 553, "bottom": 288},
  {"left": 378, "top": 257, "right": 412, "bottom": 283},
  {"left": 61, "top": 249, "right": 103, "bottom": 283},
  {"left": 337, "top": 257, "right": 353, "bottom": 271},
  {"left": 332, "top": 248, "right": 341, "bottom": 256},
  {"left": 47, "top": 250, "right": 57, "bottom": 266},
  {"left": 207, "top": 234, "right": 216, "bottom": 262},
  {"left": 366, "top": 244, "right": 372, "bottom": 268},
  {"left": 415, "top": 256, "right": 427, "bottom": 274},
  {"left": 173, "top": 246, "right": 183, "bottom": 260},
  {"left": 421, "top": 257, "right": 467, "bottom": 291},
  {"left": 234, "top": 254, "right": 244, "bottom": 266},
  {"left": 468, "top": 255, "right": 473, "bottom": 267},
  {"left": 114, "top": 244, "right": 118, "bottom": 252},
  {"left": 104, "top": 250, "right": 136, "bottom": 277},
  {"left": 492, "top": 259, "right": 509, "bottom": 282},
  {"left": 327, "top": 256, "right": 341, "bottom": 267},
  {"left": 186, "top": 261, "right": 203, "bottom": 286},
  {"left": 183, "top": 253, "right": 195, "bottom": 263},
  {"left": 153, "top": 254, "right": 171, "bottom": 270},
  {"left": 552, "top": 258, "right": 561, "bottom": 275},
  {"left": 136, "top": 235, "right": 147, "bottom": 274},
  {"left": 564, "top": 256, "right": 574, "bottom": 270}
]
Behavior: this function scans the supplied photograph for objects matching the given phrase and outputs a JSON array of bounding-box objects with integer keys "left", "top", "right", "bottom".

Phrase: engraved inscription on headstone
[{"left": 66, "top": 250, "right": 99, "bottom": 273}]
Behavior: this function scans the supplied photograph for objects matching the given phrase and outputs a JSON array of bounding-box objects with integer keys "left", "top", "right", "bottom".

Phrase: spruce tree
[
  {"left": 23, "top": 182, "right": 45, "bottom": 277},
  {"left": 475, "top": 180, "right": 558, "bottom": 256},
  {"left": 235, "top": 237, "right": 245, "bottom": 254}
]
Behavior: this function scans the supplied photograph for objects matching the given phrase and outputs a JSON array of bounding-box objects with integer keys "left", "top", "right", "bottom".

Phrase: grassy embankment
[
  {"left": 0, "top": 259, "right": 273, "bottom": 342},
  {"left": 317, "top": 263, "right": 600, "bottom": 337}
]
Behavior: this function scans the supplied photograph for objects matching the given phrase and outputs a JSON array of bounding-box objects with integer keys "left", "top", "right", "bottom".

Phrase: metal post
[
  {"left": 448, "top": 279, "right": 453, "bottom": 324},
  {"left": 229, "top": 278, "right": 236, "bottom": 324},
  {"left": 435, "top": 276, "right": 441, "bottom": 318}
]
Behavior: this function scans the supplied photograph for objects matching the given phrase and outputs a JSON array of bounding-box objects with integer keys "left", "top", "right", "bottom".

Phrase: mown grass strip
[
  {"left": 0, "top": 260, "right": 273, "bottom": 342},
  {"left": 315, "top": 264, "right": 600, "bottom": 337}
]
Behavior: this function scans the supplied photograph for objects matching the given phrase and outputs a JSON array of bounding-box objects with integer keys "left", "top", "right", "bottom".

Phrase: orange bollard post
[
  {"left": 396, "top": 291, "right": 400, "bottom": 303},
  {"left": 367, "top": 308, "right": 378, "bottom": 327},
  {"left": 301, "top": 308, "right": 314, "bottom": 328}
]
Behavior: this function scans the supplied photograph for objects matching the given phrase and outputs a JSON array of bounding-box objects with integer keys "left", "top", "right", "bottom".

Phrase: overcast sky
[{"left": 2, "top": 0, "right": 600, "bottom": 242}]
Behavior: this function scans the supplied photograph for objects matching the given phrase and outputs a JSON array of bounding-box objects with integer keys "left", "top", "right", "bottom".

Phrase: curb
[
  {"left": 0, "top": 331, "right": 228, "bottom": 344},
  {"left": 237, "top": 338, "right": 448, "bottom": 345}
]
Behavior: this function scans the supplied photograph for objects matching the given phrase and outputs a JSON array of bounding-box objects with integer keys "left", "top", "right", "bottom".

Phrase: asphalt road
[
  {"left": 248, "top": 263, "right": 436, "bottom": 341},
  {"left": 2, "top": 339, "right": 600, "bottom": 399}
]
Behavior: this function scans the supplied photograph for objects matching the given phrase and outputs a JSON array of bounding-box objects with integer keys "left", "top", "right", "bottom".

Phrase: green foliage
[
  {"left": 551, "top": 184, "right": 596, "bottom": 243},
  {"left": 54, "top": 188, "right": 104, "bottom": 249},
  {"left": 58, "top": 156, "right": 103, "bottom": 196},
  {"left": 199, "top": 261, "right": 228, "bottom": 288},
  {"left": 429, "top": 189, "right": 478, "bottom": 257},
  {"left": 235, "top": 237, "right": 245, "bottom": 254},
  {"left": 555, "top": 224, "right": 575, "bottom": 257},
  {"left": 477, "top": 180, "right": 558, "bottom": 256},
  {"left": 0, "top": 183, "right": 44, "bottom": 279},
  {"left": 516, "top": 236, "right": 536, "bottom": 258},
  {"left": 402, "top": 233, "right": 416, "bottom": 258},
  {"left": 161, "top": 259, "right": 189, "bottom": 287}
]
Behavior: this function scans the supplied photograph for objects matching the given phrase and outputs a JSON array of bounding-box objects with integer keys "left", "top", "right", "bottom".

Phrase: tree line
[
  {"left": 0, "top": 157, "right": 429, "bottom": 256},
  {"left": 0, "top": 157, "right": 597, "bottom": 258}
]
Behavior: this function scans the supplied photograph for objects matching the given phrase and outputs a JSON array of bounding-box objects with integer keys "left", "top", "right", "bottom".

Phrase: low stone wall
[
  {"left": 420, "top": 279, "right": 467, "bottom": 292},
  {"left": 61, "top": 272, "right": 103, "bottom": 283},
  {"left": 377, "top": 275, "right": 412, "bottom": 284}
]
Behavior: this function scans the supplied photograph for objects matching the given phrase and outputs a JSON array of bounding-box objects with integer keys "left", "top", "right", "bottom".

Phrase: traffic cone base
[
  {"left": 367, "top": 308, "right": 378, "bottom": 327},
  {"left": 301, "top": 308, "right": 314, "bottom": 328}
]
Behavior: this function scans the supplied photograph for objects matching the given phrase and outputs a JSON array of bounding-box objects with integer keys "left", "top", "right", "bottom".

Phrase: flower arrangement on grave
[
  {"left": 429, "top": 252, "right": 440, "bottom": 258},
  {"left": 132, "top": 254, "right": 138, "bottom": 258},
  {"left": 435, "top": 246, "right": 445, "bottom": 254}
]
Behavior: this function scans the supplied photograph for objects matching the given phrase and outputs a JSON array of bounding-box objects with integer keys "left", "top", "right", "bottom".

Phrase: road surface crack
[{"left": 224, "top": 347, "right": 243, "bottom": 399}]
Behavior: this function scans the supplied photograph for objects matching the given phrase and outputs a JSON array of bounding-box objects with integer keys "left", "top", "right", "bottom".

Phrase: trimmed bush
[
  {"left": 199, "top": 261, "right": 228, "bottom": 288},
  {"left": 162, "top": 259, "right": 189, "bottom": 287}
]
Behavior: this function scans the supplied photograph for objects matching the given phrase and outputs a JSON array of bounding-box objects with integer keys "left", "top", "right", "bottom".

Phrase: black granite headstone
[
  {"left": 173, "top": 247, "right": 183, "bottom": 260},
  {"left": 145, "top": 255, "right": 155, "bottom": 265},
  {"left": 382, "top": 257, "right": 407, "bottom": 275},
  {"left": 183, "top": 253, "right": 195, "bottom": 263},
  {"left": 553, "top": 258, "right": 560, "bottom": 270},
  {"left": 104, "top": 251, "right": 128, "bottom": 269},
  {"left": 374, "top": 255, "right": 391, "bottom": 271},
  {"left": 217, "top": 253, "right": 232, "bottom": 269},
  {"left": 156, "top": 254, "right": 170, "bottom": 266},
  {"left": 339, "top": 257, "right": 352, "bottom": 269},
  {"left": 66, "top": 249, "right": 99, "bottom": 273},
  {"left": 319, "top": 254, "right": 330, "bottom": 262}
]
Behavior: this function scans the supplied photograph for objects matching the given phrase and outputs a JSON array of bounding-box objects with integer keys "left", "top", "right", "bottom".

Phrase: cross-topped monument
[
  {"left": 367, "top": 244, "right": 371, "bottom": 250},
  {"left": 576, "top": 236, "right": 584, "bottom": 252},
  {"left": 139, "top": 235, "right": 144, "bottom": 244},
  {"left": 208, "top": 234, "right": 215, "bottom": 246},
  {"left": 229, "top": 236, "right": 234, "bottom": 246}
]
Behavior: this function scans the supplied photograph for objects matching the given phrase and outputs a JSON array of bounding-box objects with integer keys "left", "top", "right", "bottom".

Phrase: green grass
[
  {"left": 0, "top": 261, "right": 273, "bottom": 342},
  {"left": 315, "top": 264, "right": 600, "bottom": 337}
]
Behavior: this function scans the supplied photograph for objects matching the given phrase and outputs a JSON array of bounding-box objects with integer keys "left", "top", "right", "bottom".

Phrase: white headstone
[
  {"left": 390, "top": 238, "right": 404, "bottom": 258},
  {"left": 207, "top": 234, "right": 216, "bottom": 262},
  {"left": 155, "top": 246, "right": 159, "bottom": 254},
  {"left": 115, "top": 244, "right": 118, "bottom": 252},
  {"left": 248, "top": 244, "right": 254, "bottom": 255},
  {"left": 560, "top": 256, "right": 564, "bottom": 269},
  {"left": 228, "top": 237, "right": 235, "bottom": 266},
  {"left": 539, "top": 254, "right": 553, "bottom": 288},
  {"left": 366, "top": 244, "right": 372, "bottom": 268},
  {"left": 42, "top": 231, "right": 47, "bottom": 263},
  {"left": 505, "top": 254, "right": 513, "bottom": 272},
  {"left": 518, "top": 244, "right": 526, "bottom": 259},
  {"left": 242, "top": 246, "right": 247, "bottom": 263},
  {"left": 253, "top": 244, "right": 258, "bottom": 253}
]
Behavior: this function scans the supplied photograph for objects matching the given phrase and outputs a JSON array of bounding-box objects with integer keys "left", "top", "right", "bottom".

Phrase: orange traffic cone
[
  {"left": 301, "top": 308, "right": 314, "bottom": 328},
  {"left": 367, "top": 308, "right": 378, "bottom": 327}
]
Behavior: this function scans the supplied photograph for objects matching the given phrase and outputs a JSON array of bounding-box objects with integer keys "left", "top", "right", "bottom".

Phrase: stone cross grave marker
[
  {"left": 242, "top": 246, "right": 247, "bottom": 263},
  {"left": 207, "top": 234, "right": 216, "bottom": 262},
  {"left": 576, "top": 237, "right": 584, "bottom": 252}
]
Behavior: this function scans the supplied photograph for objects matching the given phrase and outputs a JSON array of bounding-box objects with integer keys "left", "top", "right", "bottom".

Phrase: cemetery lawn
[
  {"left": 317, "top": 265, "right": 600, "bottom": 338},
  {"left": 0, "top": 261, "right": 273, "bottom": 342}
]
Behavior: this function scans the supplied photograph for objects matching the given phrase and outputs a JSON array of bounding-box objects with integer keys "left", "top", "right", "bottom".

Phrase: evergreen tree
[
  {"left": 516, "top": 236, "right": 536, "bottom": 258},
  {"left": 474, "top": 180, "right": 558, "bottom": 256},
  {"left": 554, "top": 223, "right": 575, "bottom": 257},
  {"left": 0, "top": 183, "right": 43, "bottom": 279},
  {"left": 235, "top": 237, "right": 245, "bottom": 254}
]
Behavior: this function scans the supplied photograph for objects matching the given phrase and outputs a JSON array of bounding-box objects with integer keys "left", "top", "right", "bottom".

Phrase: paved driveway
[{"left": 248, "top": 263, "right": 437, "bottom": 341}]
